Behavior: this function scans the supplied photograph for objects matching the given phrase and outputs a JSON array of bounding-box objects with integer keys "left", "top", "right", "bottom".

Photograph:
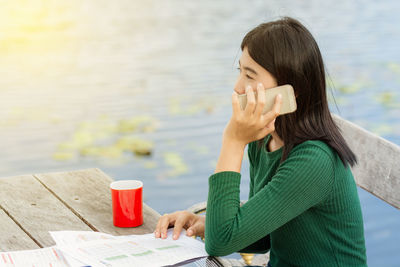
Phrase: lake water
[{"left": 0, "top": 0, "right": 399, "bottom": 266}]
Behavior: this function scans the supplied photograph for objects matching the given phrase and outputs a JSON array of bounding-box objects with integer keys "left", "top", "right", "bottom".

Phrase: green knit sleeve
[
  {"left": 236, "top": 141, "right": 271, "bottom": 254},
  {"left": 205, "top": 144, "right": 335, "bottom": 256},
  {"left": 247, "top": 141, "right": 257, "bottom": 198}
]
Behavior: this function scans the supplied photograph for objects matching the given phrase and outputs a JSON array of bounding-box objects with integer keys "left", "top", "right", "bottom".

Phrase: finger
[
  {"left": 154, "top": 215, "right": 165, "bottom": 238},
  {"left": 263, "top": 94, "right": 282, "bottom": 123},
  {"left": 244, "top": 85, "right": 256, "bottom": 116},
  {"left": 159, "top": 214, "right": 174, "bottom": 239},
  {"left": 186, "top": 221, "right": 201, "bottom": 237},
  {"left": 254, "top": 83, "right": 266, "bottom": 116},
  {"left": 273, "top": 94, "right": 283, "bottom": 115},
  {"left": 231, "top": 91, "right": 241, "bottom": 116},
  {"left": 155, "top": 214, "right": 167, "bottom": 238},
  {"left": 186, "top": 223, "right": 196, "bottom": 237},
  {"left": 172, "top": 215, "right": 188, "bottom": 240}
]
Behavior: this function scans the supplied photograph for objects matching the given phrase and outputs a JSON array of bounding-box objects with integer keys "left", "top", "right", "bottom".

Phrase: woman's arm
[
  {"left": 237, "top": 141, "right": 270, "bottom": 254},
  {"left": 205, "top": 145, "right": 335, "bottom": 256},
  {"left": 214, "top": 138, "right": 246, "bottom": 173}
]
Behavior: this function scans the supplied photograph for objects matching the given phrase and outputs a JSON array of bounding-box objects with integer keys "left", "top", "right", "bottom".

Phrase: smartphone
[{"left": 238, "top": 84, "right": 297, "bottom": 115}]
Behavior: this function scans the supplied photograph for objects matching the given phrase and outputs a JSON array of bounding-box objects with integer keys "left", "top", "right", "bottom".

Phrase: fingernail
[
  {"left": 187, "top": 229, "right": 193, "bottom": 235},
  {"left": 278, "top": 94, "right": 282, "bottom": 99},
  {"left": 173, "top": 234, "right": 177, "bottom": 240},
  {"left": 246, "top": 85, "right": 251, "bottom": 92},
  {"left": 258, "top": 83, "right": 263, "bottom": 88}
]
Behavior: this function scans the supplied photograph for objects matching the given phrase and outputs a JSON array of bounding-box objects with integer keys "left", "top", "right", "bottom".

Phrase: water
[{"left": 0, "top": 1, "right": 399, "bottom": 266}]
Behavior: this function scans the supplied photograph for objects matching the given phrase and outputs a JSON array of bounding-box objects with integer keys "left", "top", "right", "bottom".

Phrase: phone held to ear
[{"left": 238, "top": 84, "right": 297, "bottom": 115}]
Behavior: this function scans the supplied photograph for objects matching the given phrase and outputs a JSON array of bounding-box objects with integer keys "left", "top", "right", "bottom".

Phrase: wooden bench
[
  {"left": 187, "top": 114, "right": 400, "bottom": 266},
  {"left": 333, "top": 114, "right": 400, "bottom": 209}
]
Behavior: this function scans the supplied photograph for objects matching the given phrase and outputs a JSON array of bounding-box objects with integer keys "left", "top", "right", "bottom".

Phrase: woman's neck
[{"left": 268, "top": 131, "right": 284, "bottom": 152}]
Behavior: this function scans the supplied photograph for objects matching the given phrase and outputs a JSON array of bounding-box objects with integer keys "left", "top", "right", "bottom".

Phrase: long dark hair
[{"left": 241, "top": 17, "right": 357, "bottom": 167}]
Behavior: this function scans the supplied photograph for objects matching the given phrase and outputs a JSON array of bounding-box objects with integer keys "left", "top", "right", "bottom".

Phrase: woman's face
[{"left": 234, "top": 47, "right": 277, "bottom": 94}]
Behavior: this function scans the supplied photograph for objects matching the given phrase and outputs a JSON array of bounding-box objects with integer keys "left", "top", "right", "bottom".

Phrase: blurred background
[{"left": 0, "top": 0, "right": 399, "bottom": 265}]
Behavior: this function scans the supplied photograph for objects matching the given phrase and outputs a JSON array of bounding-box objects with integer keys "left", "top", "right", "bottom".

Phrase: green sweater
[{"left": 205, "top": 136, "right": 367, "bottom": 266}]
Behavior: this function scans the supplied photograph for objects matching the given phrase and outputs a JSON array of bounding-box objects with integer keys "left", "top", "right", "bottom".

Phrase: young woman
[{"left": 154, "top": 17, "right": 367, "bottom": 266}]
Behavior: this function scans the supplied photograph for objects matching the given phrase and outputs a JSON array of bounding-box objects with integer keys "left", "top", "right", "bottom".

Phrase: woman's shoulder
[
  {"left": 291, "top": 139, "right": 337, "bottom": 163},
  {"left": 295, "top": 139, "right": 333, "bottom": 151}
]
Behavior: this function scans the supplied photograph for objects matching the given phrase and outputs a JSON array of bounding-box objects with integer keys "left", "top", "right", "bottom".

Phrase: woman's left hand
[{"left": 223, "top": 83, "right": 282, "bottom": 146}]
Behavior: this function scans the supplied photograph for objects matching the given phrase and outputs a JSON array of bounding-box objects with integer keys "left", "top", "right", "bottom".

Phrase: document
[
  {"left": 1, "top": 229, "right": 207, "bottom": 267},
  {"left": 0, "top": 246, "right": 70, "bottom": 267},
  {"left": 52, "top": 228, "right": 208, "bottom": 267}
]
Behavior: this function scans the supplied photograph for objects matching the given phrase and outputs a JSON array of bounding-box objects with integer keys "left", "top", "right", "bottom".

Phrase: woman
[{"left": 154, "top": 17, "right": 367, "bottom": 266}]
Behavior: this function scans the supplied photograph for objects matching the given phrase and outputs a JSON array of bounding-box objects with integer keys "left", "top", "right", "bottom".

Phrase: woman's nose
[
  {"left": 234, "top": 80, "right": 246, "bottom": 95},
  {"left": 234, "top": 88, "right": 244, "bottom": 95},
  {"left": 235, "top": 84, "right": 252, "bottom": 95}
]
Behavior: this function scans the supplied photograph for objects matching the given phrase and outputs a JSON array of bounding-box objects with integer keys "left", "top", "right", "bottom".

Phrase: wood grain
[
  {"left": 334, "top": 115, "right": 400, "bottom": 209},
  {"left": 0, "top": 209, "right": 39, "bottom": 251},
  {"left": 0, "top": 175, "right": 92, "bottom": 248},
  {"left": 34, "top": 168, "right": 161, "bottom": 236}
]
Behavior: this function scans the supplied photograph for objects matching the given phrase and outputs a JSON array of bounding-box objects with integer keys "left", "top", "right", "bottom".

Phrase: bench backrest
[{"left": 333, "top": 114, "right": 400, "bottom": 210}]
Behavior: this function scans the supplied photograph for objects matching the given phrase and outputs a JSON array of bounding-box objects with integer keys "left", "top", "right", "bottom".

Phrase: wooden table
[
  {"left": 0, "top": 168, "right": 248, "bottom": 266},
  {"left": 0, "top": 168, "right": 161, "bottom": 251}
]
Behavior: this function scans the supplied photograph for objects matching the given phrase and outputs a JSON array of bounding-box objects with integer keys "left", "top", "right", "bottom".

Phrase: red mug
[{"left": 110, "top": 180, "right": 143, "bottom": 227}]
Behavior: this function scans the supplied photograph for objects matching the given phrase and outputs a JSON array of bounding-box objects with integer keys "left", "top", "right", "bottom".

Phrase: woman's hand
[
  {"left": 224, "top": 83, "right": 282, "bottom": 146},
  {"left": 154, "top": 211, "right": 205, "bottom": 240}
]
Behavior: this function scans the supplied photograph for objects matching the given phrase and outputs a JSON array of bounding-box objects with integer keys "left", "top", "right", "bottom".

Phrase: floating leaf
[
  {"left": 117, "top": 116, "right": 158, "bottom": 134},
  {"left": 115, "top": 136, "right": 153, "bottom": 156},
  {"left": 376, "top": 91, "right": 400, "bottom": 108},
  {"left": 337, "top": 82, "right": 364, "bottom": 94},
  {"left": 54, "top": 115, "right": 158, "bottom": 161},
  {"left": 72, "top": 131, "right": 94, "bottom": 147},
  {"left": 387, "top": 62, "right": 400, "bottom": 74},
  {"left": 163, "top": 152, "right": 188, "bottom": 177},
  {"left": 80, "top": 146, "right": 101, "bottom": 156}
]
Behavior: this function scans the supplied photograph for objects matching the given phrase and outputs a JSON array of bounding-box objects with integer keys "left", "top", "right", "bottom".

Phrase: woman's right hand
[{"left": 154, "top": 211, "right": 205, "bottom": 240}]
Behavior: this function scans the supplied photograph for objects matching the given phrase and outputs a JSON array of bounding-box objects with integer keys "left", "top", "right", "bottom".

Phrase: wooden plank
[
  {"left": 34, "top": 168, "right": 161, "bottom": 236},
  {"left": 187, "top": 201, "right": 207, "bottom": 214},
  {"left": 0, "top": 209, "right": 39, "bottom": 251},
  {"left": 333, "top": 115, "right": 400, "bottom": 209},
  {"left": 0, "top": 175, "right": 92, "bottom": 249}
]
